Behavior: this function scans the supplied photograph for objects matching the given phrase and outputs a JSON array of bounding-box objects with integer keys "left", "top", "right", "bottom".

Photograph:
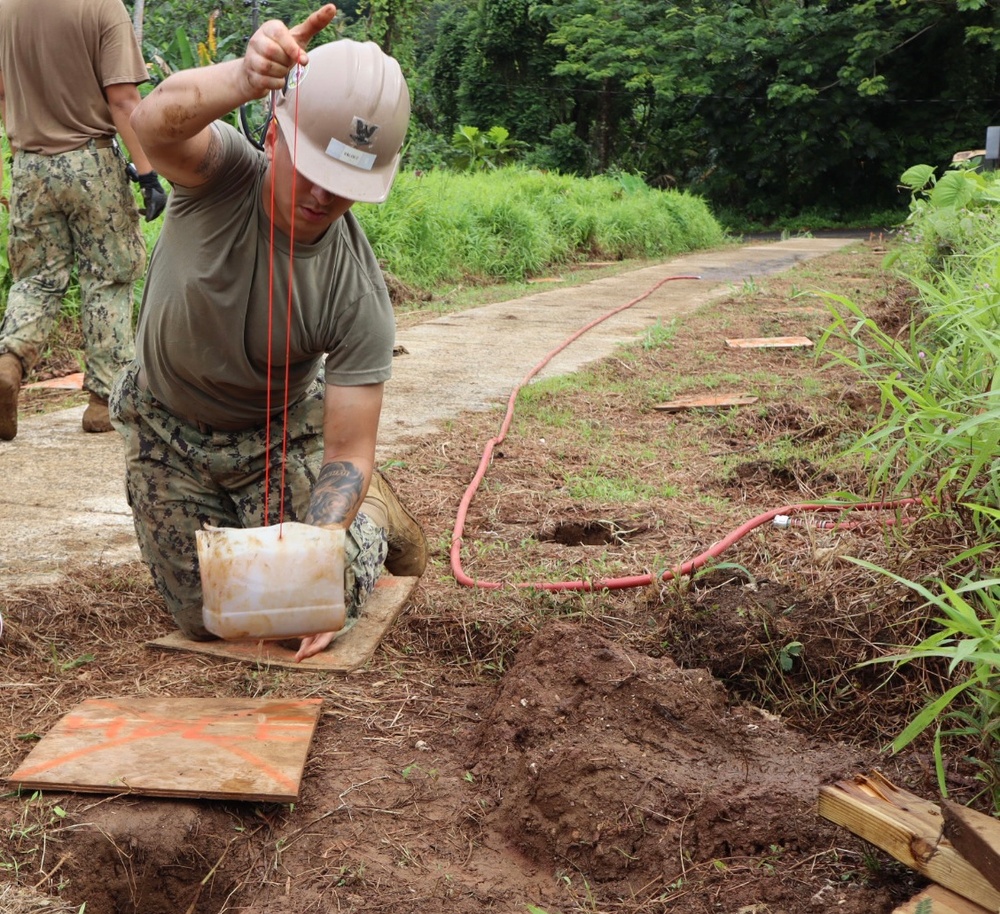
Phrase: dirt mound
[{"left": 472, "top": 621, "right": 889, "bottom": 908}]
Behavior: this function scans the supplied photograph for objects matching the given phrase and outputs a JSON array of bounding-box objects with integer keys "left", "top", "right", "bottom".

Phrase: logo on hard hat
[{"left": 351, "top": 118, "right": 379, "bottom": 148}]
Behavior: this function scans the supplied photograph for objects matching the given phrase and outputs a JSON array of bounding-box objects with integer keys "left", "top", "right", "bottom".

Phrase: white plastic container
[{"left": 197, "top": 523, "right": 346, "bottom": 641}]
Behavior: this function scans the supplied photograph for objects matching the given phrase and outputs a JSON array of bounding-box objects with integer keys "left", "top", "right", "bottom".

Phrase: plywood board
[
  {"left": 725, "top": 336, "right": 814, "bottom": 349},
  {"left": 653, "top": 394, "right": 759, "bottom": 412},
  {"left": 6, "top": 697, "right": 322, "bottom": 802},
  {"left": 147, "top": 574, "right": 419, "bottom": 671},
  {"left": 23, "top": 372, "right": 84, "bottom": 390}
]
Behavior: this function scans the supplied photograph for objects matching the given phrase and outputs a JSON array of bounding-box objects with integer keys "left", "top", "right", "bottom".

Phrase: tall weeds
[
  {"left": 820, "top": 162, "right": 1000, "bottom": 808},
  {"left": 355, "top": 167, "right": 726, "bottom": 291}
]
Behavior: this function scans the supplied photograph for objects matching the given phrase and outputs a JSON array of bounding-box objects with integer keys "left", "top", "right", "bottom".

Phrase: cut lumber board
[
  {"left": 818, "top": 771, "right": 1000, "bottom": 912},
  {"left": 725, "top": 335, "right": 814, "bottom": 349},
  {"left": 894, "top": 884, "right": 993, "bottom": 914},
  {"left": 653, "top": 394, "right": 759, "bottom": 412},
  {"left": 942, "top": 799, "right": 1000, "bottom": 893}
]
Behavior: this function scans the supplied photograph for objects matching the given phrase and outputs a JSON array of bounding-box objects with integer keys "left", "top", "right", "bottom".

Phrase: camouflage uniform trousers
[
  {"left": 109, "top": 362, "right": 388, "bottom": 640},
  {"left": 0, "top": 142, "right": 144, "bottom": 398}
]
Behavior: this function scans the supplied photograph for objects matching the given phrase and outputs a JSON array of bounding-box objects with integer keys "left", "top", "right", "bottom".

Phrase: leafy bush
[{"left": 890, "top": 162, "right": 1000, "bottom": 279}]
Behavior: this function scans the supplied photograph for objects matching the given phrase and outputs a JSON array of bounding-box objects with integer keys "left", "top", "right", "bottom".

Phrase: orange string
[
  {"left": 263, "top": 74, "right": 301, "bottom": 531},
  {"left": 264, "top": 92, "right": 278, "bottom": 527},
  {"left": 278, "top": 77, "right": 301, "bottom": 528}
]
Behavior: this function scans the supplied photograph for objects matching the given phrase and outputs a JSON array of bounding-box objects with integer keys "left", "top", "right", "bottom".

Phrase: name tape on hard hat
[{"left": 325, "top": 138, "right": 376, "bottom": 172}]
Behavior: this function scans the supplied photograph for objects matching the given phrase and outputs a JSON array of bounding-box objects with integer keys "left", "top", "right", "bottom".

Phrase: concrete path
[{"left": 0, "top": 236, "right": 856, "bottom": 590}]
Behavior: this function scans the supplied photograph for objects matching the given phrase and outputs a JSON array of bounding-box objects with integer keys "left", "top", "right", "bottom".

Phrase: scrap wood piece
[
  {"left": 943, "top": 798, "right": 1000, "bottom": 893},
  {"left": 23, "top": 371, "right": 85, "bottom": 390},
  {"left": 894, "top": 884, "right": 994, "bottom": 914},
  {"left": 818, "top": 771, "right": 1000, "bottom": 912},
  {"left": 653, "top": 393, "right": 759, "bottom": 412},
  {"left": 5, "top": 697, "right": 322, "bottom": 802},
  {"left": 147, "top": 574, "right": 419, "bottom": 671},
  {"left": 725, "top": 336, "right": 814, "bottom": 349}
]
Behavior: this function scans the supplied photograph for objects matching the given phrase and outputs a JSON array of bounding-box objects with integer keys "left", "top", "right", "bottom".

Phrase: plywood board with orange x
[{"left": 6, "top": 697, "right": 322, "bottom": 802}]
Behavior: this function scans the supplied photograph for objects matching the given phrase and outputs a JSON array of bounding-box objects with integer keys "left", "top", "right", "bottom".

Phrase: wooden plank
[
  {"left": 148, "top": 574, "right": 419, "bottom": 671},
  {"left": 818, "top": 771, "right": 1000, "bottom": 912},
  {"left": 943, "top": 799, "right": 1000, "bottom": 893},
  {"left": 23, "top": 371, "right": 84, "bottom": 390},
  {"left": 725, "top": 336, "right": 814, "bottom": 349},
  {"left": 760, "top": 306, "right": 830, "bottom": 316},
  {"left": 894, "top": 884, "right": 993, "bottom": 914},
  {"left": 6, "top": 697, "right": 322, "bottom": 802},
  {"left": 653, "top": 394, "right": 759, "bottom": 412}
]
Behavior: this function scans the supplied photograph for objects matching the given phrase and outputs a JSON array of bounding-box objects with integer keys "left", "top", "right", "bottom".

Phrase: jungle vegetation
[{"left": 128, "top": 0, "right": 1000, "bottom": 225}]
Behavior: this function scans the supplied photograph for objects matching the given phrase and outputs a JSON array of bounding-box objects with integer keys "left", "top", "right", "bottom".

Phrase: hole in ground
[{"left": 536, "top": 519, "right": 644, "bottom": 546}]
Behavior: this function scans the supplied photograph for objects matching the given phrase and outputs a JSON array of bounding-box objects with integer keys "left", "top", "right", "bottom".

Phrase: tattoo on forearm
[{"left": 306, "top": 462, "right": 364, "bottom": 526}]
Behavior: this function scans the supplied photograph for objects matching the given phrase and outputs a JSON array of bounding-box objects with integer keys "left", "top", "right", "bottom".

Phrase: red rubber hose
[{"left": 449, "top": 273, "right": 926, "bottom": 592}]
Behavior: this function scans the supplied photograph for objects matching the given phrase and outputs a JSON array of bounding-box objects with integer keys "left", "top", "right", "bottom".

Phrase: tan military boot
[
  {"left": 363, "top": 470, "right": 428, "bottom": 576},
  {"left": 82, "top": 392, "right": 113, "bottom": 433},
  {"left": 0, "top": 352, "right": 23, "bottom": 441}
]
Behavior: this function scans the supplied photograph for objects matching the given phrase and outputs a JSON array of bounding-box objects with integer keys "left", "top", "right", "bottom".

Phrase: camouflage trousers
[
  {"left": 109, "top": 362, "right": 388, "bottom": 640},
  {"left": 0, "top": 142, "right": 144, "bottom": 398}
]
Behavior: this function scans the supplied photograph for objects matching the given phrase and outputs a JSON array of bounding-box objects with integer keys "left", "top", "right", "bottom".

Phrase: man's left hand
[
  {"left": 136, "top": 170, "right": 168, "bottom": 221},
  {"left": 295, "top": 630, "right": 338, "bottom": 662}
]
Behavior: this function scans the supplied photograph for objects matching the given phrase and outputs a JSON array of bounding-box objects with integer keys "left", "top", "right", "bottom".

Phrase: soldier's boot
[
  {"left": 361, "top": 470, "right": 428, "bottom": 576},
  {"left": 0, "top": 353, "right": 23, "bottom": 441},
  {"left": 82, "top": 392, "right": 113, "bottom": 434}
]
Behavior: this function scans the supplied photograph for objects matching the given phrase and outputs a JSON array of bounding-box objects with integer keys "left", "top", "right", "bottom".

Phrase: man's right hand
[
  {"left": 130, "top": 4, "right": 338, "bottom": 191},
  {"left": 242, "top": 5, "right": 338, "bottom": 99}
]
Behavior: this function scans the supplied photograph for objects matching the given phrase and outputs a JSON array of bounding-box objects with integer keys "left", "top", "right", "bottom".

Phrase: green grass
[{"left": 356, "top": 166, "right": 727, "bottom": 294}]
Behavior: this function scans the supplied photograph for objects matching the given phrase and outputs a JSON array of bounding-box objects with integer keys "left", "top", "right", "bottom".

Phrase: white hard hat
[{"left": 274, "top": 39, "right": 410, "bottom": 204}]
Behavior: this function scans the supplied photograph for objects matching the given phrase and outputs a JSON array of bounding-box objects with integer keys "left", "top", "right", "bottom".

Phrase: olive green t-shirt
[
  {"left": 135, "top": 123, "right": 395, "bottom": 430},
  {"left": 0, "top": 0, "right": 149, "bottom": 154}
]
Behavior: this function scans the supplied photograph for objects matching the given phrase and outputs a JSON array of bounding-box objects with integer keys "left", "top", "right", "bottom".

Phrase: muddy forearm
[{"left": 132, "top": 60, "right": 255, "bottom": 149}]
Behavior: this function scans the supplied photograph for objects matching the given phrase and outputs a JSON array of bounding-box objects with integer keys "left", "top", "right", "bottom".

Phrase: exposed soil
[{"left": 0, "top": 240, "right": 982, "bottom": 914}]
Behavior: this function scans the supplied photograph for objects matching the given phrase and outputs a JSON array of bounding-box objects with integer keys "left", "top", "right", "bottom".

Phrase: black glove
[{"left": 134, "top": 170, "right": 168, "bottom": 221}]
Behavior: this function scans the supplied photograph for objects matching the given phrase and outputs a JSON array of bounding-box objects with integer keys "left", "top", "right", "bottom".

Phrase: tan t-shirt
[
  {"left": 0, "top": 0, "right": 149, "bottom": 154},
  {"left": 136, "top": 123, "right": 395, "bottom": 430}
]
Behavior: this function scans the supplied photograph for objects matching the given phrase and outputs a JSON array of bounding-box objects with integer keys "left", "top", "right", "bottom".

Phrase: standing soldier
[{"left": 0, "top": 0, "right": 167, "bottom": 440}]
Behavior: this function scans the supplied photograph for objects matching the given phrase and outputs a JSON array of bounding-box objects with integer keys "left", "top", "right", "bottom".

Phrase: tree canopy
[{"left": 127, "top": 0, "right": 1000, "bottom": 220}]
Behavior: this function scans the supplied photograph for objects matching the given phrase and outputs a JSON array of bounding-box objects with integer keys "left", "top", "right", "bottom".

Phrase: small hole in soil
[{"left": 536, "top": 519, "right": 641, "bottom": 546}]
